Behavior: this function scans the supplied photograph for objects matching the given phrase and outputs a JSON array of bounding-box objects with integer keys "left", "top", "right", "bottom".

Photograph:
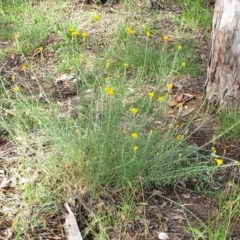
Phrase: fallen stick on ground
[{"left": 63, "top": 203, "right": 83, "bottom": 240}]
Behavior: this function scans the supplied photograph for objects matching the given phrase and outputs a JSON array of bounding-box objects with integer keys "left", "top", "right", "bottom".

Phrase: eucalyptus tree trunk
[{"left": 205, "top": 0, "right": 240, "bottom": 107}]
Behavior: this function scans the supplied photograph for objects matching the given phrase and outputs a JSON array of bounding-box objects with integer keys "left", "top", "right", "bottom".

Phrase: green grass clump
[
  {"left": 217, "top": 108, "right": 240, "bottom": 140},
  {"left": 174, "top": 0, "right": 212, "bottom": 30},
  {"left": 0, "top": 75, "right": 213, "bottom": 192},
  {"left": 0, "top": 0, "right": 66, "bottom": 53}
]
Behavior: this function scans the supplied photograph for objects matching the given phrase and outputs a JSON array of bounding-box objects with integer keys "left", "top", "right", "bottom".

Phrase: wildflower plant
[{"left": 2, "top": 3, "right": 239, "bottom": 240}]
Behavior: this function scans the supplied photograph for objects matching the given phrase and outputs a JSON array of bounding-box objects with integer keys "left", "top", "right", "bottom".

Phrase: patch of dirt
[
  {"left": 0, "top": 137, "right": 20, "bottom": 240},
  {"left": 74, "top": 186, "right": 240, "bottom": 239}
]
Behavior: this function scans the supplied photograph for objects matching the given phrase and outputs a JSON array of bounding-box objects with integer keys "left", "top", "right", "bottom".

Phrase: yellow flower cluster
[
  {"left": 125, "top": 27, "right": 135, "bottom": 35},
  {"left": 162, "top": 35, "right": 169, "bottom": 42},
  {"left": 81, "top": 32, "right": 89, "bottom": 38},
  {"left": 148, "top": 91, "right": 155, "bottom": 98},
  {"left": 175, "top": 134, "right": 184, "bottom": 141},
  {"left": 129, "top": 107, "right": 138, "bottom": 115},
  {"left": 211, "top": 146, "right": 216, "bottom": 154},
  {"left": 146, "top": 91, "right": 167, "bottom": 103},
  {"left": 181, "top": 61, "right": 186, "bottom": 67},
  {"left": 69, "top": 27, "right": 79, "bottom": 37},
  {"left": 131, "top": 132, "right": 138, "bottom": 139},
  {"left": 14, "top": 34, "right": 19, "bottom": 40},
  {"left": 158, "top": 96, "right": 165, "bottom": 102},
  {"left": 12, "top": 85, "right": 20, "bottom": 92},
  {"left": 37, "top": 46, "right": 43, "bottom": 53},
  {"left": 145, "top": 31, "right": 151, "bottom": 38},
  {"left": 132, "top": 145, "right": 138, "bottom": 151},
  {"left": 93, "top": 15, "right": 101, "bottom": 21},
  {"left": 177, "top": 44, "right": 182, "bottom": 51},
  {"left": 21, "top": 64, "right": 27, "bottom": 71},
  {"left": 214, "top": 158, "right": 223, "bottom": 166},
  {"left": 69, "top": 27, "right": 89, "bottom": 38},
  {"left": 167, "top": 83, "right": 173, "bottom": 91},
  {"left": 104, "top": 86, "right": 114, "bottom": 95}
]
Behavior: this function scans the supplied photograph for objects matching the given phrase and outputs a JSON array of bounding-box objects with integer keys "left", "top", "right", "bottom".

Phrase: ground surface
[{"left": 1, "top": 1, "right": 240, "bottom": 240}]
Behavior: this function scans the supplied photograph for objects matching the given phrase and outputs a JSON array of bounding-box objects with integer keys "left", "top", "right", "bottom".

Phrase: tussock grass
[{"left": 216, "top": 107, "right": 240, "bottom": 141}]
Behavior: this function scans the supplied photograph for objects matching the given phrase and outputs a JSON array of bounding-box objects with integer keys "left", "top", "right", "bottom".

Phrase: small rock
[{"left": 158, "top": 232, "right": 169, "bottom": 240}]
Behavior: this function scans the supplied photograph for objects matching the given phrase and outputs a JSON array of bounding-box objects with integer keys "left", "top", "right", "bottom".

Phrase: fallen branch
[{"left": 63, "top": 203, "right": 83, "bottom": 240}]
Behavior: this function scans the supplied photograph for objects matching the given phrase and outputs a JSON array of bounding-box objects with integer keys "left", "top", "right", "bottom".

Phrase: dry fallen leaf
[
  {"left": 176, "top": 93, "right": 184, "bottom": 102},
  {"left": 169, "top": 99, "right": 179, "bottom": 107},
  {"left": 169, "top": 93, "right": 196, "bottom": 108},
  {"left": 171, "top": 214, "right": 185, "bottom": 224},
  {"left": 0, "top": 178, "right": 12, "bottom": 189},
  {"left": 180, "top": 107, "right": 196, "bottom": 117},
  {"left": 182, "top": 193, "right": 191, "bottom": 199}
]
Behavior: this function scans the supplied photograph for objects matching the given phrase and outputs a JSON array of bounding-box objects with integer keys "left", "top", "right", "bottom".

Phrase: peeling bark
[{"left": 205, "top": 0, "right": 240, "bottom": 107}]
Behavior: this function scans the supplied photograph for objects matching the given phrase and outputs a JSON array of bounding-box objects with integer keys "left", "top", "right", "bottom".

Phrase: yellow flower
[
  {"left": 211, "top": 146, "right": 217, "bottom": 154},
  {"left": 93, "top": 15, "right": 101, "bottom": 21},
  {"left": 181, "top": 61, "right": 186, "bottom": 67},
  {"left": 105, "top": 60, "right": 111, "bottom": 68},
  {"left": 214, "top": 158, "right": 223, "bottom": 166},
  {"left": 14, "top": 34, "right": 19, "bottom": 40},
  {"left": 125, "top": 27, "right": 135, "bottom": 35},
  {"left": 129, "top": 107, "right": 138, "bottom": 115},
  {"left": 122, "top": 63, "right": 129, "bottom": 68},
  {"left": 149, "top": 129, "right": 153, "bottom": 135},
  {"left": 21, "top": 64, "right": 27, "bottom": 71},
  {"left": 12, "top": 220, "right": 18, "bottom": 227},
  {"left": 104, "top": 86, "right": 114, "bottom": 95},
  {"left": 168, "top": 123, "right": 173, "bottom": 128},
  {"left": 158, "top": 96, "right": 165, "bottom": 102},
  {"left": 37, "top": 46, "right": 43, "bottom": 52},
  {"left": 71, "top": 30, "right": 79, "bottom": 37},
  {"left": 175, "top": 134, "right": 184, "bottom": 141},
  {"left": 145, "top": 31, "right": 151, "bottom": 38},
  {"left": 132, "top": 145, "right": 139, "bottom": 151},
  {"left": 148, "top": 91, "right": 155, "bottom": 98},
  {"left": 131, "top": 132, "right": 138, "bottom": 139},
  {"left": 162, "top": 35, "right": 169, "bottom": 42},
  {"left": 178, "top": 123, "right": 184, "bottom": 128},
  {"left": 167, "top": 83, "right": 173, "bottom": 92},
  {"left": 12, "top": 85, "right": 20, "bottom": 92},
  {"left": 81, "top": 32, "right": 89, "bottom": 38},
  {"left": 177, "top": 44, "right": 182, "bottom": 51},
  {"left": 69, "top": 27, "right": 76, "bottom": 33}
]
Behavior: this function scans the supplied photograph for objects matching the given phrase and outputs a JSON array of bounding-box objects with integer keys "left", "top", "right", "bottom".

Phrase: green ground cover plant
[{"left": 217, "top": 107, "right": 240, "bottom": 141}]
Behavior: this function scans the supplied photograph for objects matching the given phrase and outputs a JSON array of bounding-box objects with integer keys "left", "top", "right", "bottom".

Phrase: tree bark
[{"left": 205, "top": 0, "right": 240, "bottom": 107}]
